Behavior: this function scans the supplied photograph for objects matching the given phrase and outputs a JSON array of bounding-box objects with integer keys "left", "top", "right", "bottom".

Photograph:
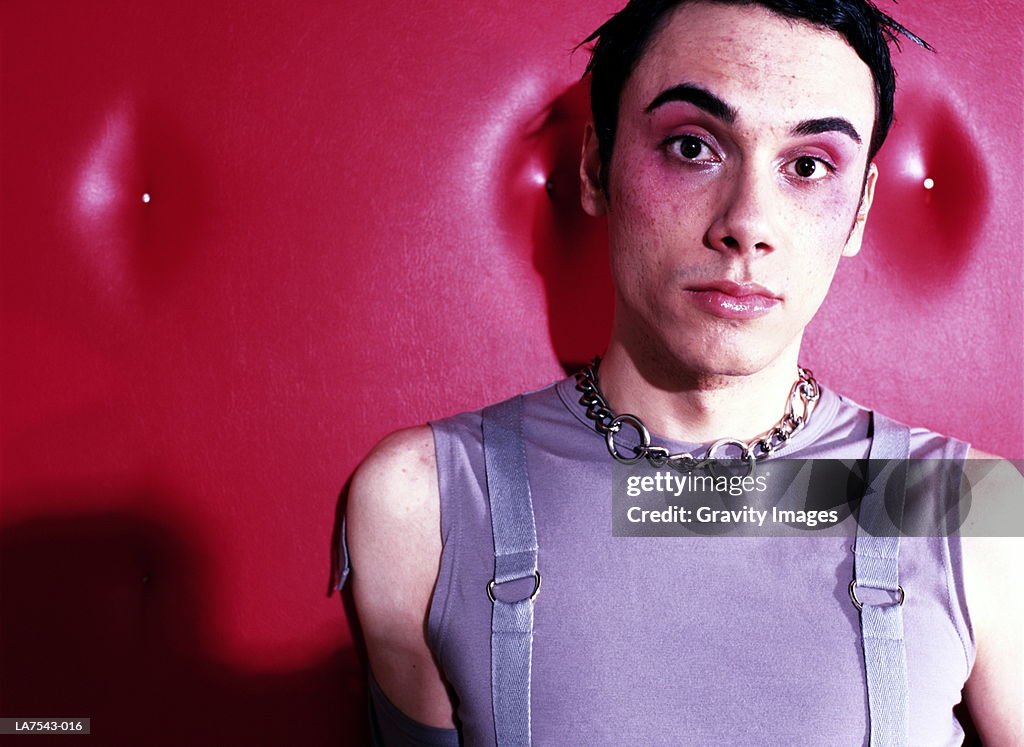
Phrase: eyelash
[
  {"left": 783, "top": 155, "right": 836, "bottom": 181},
  {"left": 662, "top": 135, "right": 838, "bottom": 181},
  {"left": 663, "top": 135, "right": 719, "bottom": 164}
]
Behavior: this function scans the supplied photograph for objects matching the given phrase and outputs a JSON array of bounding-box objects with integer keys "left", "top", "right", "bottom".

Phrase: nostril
[{"left": 722, "top": 236, "right": 739, "bottom": 250}]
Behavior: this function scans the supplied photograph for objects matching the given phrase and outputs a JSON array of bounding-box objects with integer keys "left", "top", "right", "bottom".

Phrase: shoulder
[
  {"left": 346, "top": 425, "right": 459, "bottom": 727},
  {"left": 346, "top": 425, "right": 440, "bottom": 592},
  {"left": 959, "top": 447, "right": 1023, "bottom": 568},
  {"left": 960, "top": 447, "right": 1023, "bottom": 541},
  {"left": 807, "top": 389, "right": 971, "bottom": 460},
  {"left": 960, "top": 448, "right": 1024, "bottom": 744},
  {"left": 349, "top": 425, "right": 438, "bottom": 523}
]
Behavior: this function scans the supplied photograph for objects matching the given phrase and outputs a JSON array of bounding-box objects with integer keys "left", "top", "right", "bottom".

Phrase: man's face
[{"left": 582, "top": 1, "right": 878, "bottom": 379}]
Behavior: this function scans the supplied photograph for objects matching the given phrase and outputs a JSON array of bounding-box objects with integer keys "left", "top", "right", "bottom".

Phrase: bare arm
[
  {"left": 346, "top": 425, "right": 457, "bottom": 728},
  {"left": 960, "top": 448, "right": 1024, "bottom": 745}
]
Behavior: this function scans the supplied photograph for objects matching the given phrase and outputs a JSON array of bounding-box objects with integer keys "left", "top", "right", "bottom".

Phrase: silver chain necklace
[{"left": 574, "top": 357, "right": 820, "bottom": 473}]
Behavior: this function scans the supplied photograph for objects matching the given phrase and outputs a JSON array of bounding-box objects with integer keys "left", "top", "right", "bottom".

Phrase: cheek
[
  {"left": 608, "top": 155, "right": 714, "bottom": 262},
  {"left": 784, "top": 192, "right": 859, "bottom": 303},
  {"left": 784, "top": 177, "right": 862, "bottom": 249},
  {"left": 607, "top": 162, "right": 662, "bottom": 288},
  {"left": 608, "top": 183, "right": 703, "bottom": 302}
]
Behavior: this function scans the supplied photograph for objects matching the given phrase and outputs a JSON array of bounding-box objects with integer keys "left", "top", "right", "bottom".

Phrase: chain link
[{"left": 574, "top": 357, "right": 820, "bottom": 474}]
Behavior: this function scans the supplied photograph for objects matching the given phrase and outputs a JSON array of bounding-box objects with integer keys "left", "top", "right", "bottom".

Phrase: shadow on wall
[
  {"left": 0, "top": 506, "right": 367, "bottom": 747},
  {"left": 528, "top": 80, "right": 614, "bottom": 374}
]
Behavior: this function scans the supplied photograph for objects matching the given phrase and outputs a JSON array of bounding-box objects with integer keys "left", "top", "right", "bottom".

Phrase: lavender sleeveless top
[{"left": 427, "top": 378, "right": 974, "bottom": 746}]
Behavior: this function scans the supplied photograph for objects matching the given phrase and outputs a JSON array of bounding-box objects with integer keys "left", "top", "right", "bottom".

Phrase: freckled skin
[{"left": 583, "top": 2, "right": 878, "bottom": 386}]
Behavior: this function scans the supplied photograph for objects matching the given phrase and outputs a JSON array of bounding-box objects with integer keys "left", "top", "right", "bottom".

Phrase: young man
[{"left": 343, "top": 0, "right": 1022, "bottom": 743}]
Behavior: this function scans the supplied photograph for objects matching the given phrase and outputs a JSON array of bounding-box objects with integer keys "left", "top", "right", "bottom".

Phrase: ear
[
  {"left": 842, "top": 162, "right": 878, "bottom": 258},
  {"left": 580, "top": 121, "right": 608, "bottom": 217}
]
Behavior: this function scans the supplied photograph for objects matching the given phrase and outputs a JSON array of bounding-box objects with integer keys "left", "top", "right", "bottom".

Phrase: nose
[{"left": 706, "top": 165, "right": 778, "bottom": 255}]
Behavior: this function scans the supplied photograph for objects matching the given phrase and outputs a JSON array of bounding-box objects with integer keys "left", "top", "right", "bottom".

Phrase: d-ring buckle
[
  {"left": 487, "top": 571, "right": 542, "bottom": 603},
  {"left": 848, "top": 579, "right": 905, "bottom": 611}
]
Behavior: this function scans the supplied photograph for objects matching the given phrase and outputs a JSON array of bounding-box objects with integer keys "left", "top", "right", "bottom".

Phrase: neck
[{"left": 597, "top": 337, "right": 807, "bottom": 445}]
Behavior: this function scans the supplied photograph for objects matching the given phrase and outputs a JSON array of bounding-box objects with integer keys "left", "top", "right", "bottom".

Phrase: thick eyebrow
[
  {"left": 645, "top": 86, "right": 863, "bottom": 146},
  {"left": 644, "top": 84, "right": 736, "bottom": 123},
  {"left": 790, "top": 117, "right": 862, "bottom": 144}
]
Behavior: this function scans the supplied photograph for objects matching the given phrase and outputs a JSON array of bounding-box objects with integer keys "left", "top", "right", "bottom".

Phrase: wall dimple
[
  {"left": 868, "top": 90, "right": 990, "bottom": 287},
  {"left": 70, "top": 98, "right": 210, "bottom": 306},
  {"left": 134, "top": 103, "right": 209, "bottom": 299}
]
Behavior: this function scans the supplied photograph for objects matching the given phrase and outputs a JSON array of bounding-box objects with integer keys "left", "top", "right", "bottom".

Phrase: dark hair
[{"left": 581, "top": 0, "right": 932, "bottom": 190}]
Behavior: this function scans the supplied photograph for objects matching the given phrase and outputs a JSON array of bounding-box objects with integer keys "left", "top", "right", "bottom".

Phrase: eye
[
  {"left": 666, "top": 135, "right": 717, "bottom": 162},
  {"left": 785, "top": 155, "right": 833, "bottom": 180}
]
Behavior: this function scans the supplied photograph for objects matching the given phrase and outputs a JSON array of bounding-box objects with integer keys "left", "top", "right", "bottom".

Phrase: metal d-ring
[
  {"left": 487, "top": 571, "right": 542, "bottom": 604},
  {"left": 848, "top": 579, "right": 905, "bottom": 611}
]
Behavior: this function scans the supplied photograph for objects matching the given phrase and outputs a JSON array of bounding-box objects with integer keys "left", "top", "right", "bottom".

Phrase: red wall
[{"left": 1, "top": 1, "right": 1020, "bottom": 744}]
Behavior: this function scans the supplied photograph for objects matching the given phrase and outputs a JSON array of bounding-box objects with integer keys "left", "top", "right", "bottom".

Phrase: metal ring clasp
[
  {"left": 706, "top": 438, "right": 752, "bottom": 460},
  {"left": 706, "top": 438, "right": 756, "bottom": 478},
  {"left": 605, "top": 414, "right": 651, "bottom": 464},
  {"left": 487, "top": 571, "right": 542, "bottom": 604},
  {"left": 848, "top": 579, "right": 905, "bottom": 611}
]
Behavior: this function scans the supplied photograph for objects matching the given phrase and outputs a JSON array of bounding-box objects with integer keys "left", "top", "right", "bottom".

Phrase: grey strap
[
  {"left": 482, "top": 396, "right": 540, "bottom": 747},
  {"left": 854, "top": 411, "right": 912, "bottom": 746}
]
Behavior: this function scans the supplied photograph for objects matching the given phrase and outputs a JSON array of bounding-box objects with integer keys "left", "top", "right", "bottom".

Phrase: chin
[
  {"left": 641, "top": 336, "right": 777, "bottom": 383},
  {"left": 685, "top": 355, "right": 772, "bottom": 379},
  {"left": 622, "top": 306, "right": 797, "bottom": 379}
]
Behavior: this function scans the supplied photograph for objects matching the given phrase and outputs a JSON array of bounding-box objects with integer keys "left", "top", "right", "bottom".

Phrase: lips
[
  {"left": 685, "top": 280, "right": 781, "bottom": 320},
  {"left": 689, "top": 279, "right": 780, "bottom": 298}
]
